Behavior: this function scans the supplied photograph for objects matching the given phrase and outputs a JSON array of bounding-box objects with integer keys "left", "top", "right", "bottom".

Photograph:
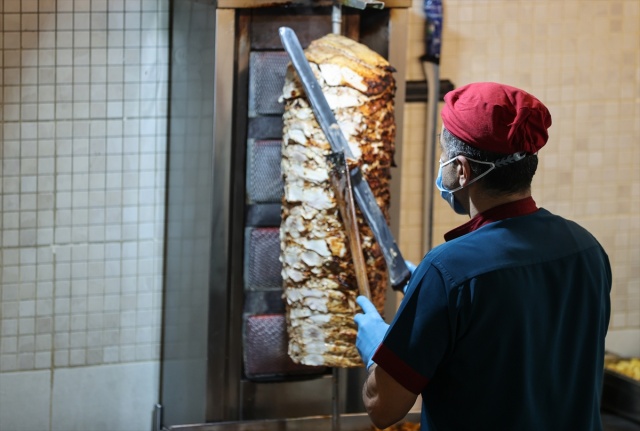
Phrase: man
[{"left": 354, "top": 82, "right": 611, "bottom": 430}]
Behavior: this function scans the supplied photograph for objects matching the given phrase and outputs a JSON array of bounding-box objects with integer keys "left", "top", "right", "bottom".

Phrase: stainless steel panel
[
  {"left": 169, "top": 412, "right": 421, "bottom": 431},
  {"left": 162, "top": 0, "right": 218, "bottom": 427},
  {"left": 240, "top": 374, "right": 347, "bottom": 421},
  {"left": 249, "top": 10, "right": 335, "bottom": 50},
  {"left": 384, "top": 7, "right": 409, "bottom": 319},
  {"left": 216, "top": 0, "right": 413, "bottom": 8},
  {"left": 223, "top": 10, "right": 253, "bottom": 423},
  {"left": 205, "top": 8, "right": 239, "bottom": 422}
]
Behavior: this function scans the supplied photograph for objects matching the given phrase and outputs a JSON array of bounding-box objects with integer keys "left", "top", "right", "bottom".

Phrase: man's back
[{"left": 423, "top": 208, "right": 611, "bottom": 430}]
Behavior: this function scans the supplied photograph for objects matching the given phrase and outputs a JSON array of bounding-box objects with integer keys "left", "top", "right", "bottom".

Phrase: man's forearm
[{"left": 363, "top": 364, "right": 419, "bottom": 429}]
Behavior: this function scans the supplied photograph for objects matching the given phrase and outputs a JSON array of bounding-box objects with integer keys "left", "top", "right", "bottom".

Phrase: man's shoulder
[{"left": 422, "top": 208, "right": 606, "bottom": 285}]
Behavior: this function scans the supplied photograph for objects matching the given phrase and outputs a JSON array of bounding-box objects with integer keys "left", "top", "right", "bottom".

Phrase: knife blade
[{"left": 279, "top": 26, "right": 410, "bottom": 290}]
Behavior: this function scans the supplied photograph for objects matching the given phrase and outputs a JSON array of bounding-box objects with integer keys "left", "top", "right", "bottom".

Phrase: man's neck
[{"left": 468, "top": 190, "right": 532, "bottom": 219}]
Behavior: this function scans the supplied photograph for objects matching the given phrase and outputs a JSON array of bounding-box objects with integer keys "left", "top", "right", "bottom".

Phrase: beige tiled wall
[{"left": 398, "top": 0, "right": 640, "bottom": 353}]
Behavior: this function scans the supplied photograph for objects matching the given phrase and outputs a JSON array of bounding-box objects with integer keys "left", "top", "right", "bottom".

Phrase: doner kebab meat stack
[{"left": 279, "top": 34, "right": 396, "bottom": 368}]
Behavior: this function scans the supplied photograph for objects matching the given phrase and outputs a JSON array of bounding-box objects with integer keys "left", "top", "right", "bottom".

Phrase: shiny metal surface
[
  {"left": 169, "top": 412, "right": 421, "bottom": 431},
  {"left": 384, "top": 6, "right": 409, "bottom": 319},
  {"left": 240, "top": 374, "right": 345, "bottom": 420},
  {"left": 340, "top": 0, "right": 385, "bottom": 9},
  {"left": 208, "top": 8, "right": 239, "bottom": 422},
  {"left": 216, "top": 0, "right": 411, "bottom": 8},
  {"left": 421, "top": 59, "right": 439, "bottom": 254},
  {"left": 162, "top": 0, "right": 218, "bottom": 426},
  {"left": 332, "top": 368, "right": 341, "bottom": 431},
  {"left": 167, "top": 411, "right": 640, "bottom": 431}
]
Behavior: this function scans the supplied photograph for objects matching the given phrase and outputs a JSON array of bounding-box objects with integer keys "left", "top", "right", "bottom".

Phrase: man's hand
[
  {"left": 405, "top": 260, "right": 417, "bottom": 273},
  {"left": 354, "top": 296, "right": 389, "bottom": 370}
]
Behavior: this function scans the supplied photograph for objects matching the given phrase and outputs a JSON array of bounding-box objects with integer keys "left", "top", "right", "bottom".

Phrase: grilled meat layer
[{"left": 280, "top": 34, "right": 396, "bottom": 368}]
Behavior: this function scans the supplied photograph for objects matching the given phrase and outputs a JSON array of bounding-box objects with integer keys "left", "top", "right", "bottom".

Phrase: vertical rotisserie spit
[{"left": 280, "top": 33, "right": 396, "bottom": 367}]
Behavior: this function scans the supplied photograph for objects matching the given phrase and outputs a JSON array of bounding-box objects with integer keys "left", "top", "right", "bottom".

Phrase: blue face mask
[
  {"left": 435, "top": 152, "right": 528, "bottom": 215},
  {"left": 435, "top": 163, "right": 468, "bottom": 215}
]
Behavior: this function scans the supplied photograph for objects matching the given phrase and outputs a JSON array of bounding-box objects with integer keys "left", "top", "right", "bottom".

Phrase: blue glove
[
  {"left": 405, "top": 260, "right": 417, "bottom": 274},
  {"left": 403, "top": 260, "right": 417, "bottom": 294},
  {"left": 354, "top": 296, "right": 389, "bottom": 370}
]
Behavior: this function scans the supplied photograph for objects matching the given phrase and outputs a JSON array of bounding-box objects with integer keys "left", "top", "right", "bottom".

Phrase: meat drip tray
[{"left": 168, "top": 412, "right": 421, "bottom": 431}]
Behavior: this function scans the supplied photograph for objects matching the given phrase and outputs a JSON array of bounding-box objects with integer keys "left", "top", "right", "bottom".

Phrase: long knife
[{"left": 279, "top": 26, "right": 410, "bottom": 290}]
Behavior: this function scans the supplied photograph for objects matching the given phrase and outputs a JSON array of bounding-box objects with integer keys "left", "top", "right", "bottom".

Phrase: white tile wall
[
  {"left": 1, "top": 0, "right": 167, "bottom": 372},
  {"left": 51, "top": 361, "right": 159, "bottom": 431},
  {"left": 1, "top": 0, "right": 168, "bottom": 429},
  {"left": 0, "top": 370, "right": 51, "bottom": 431}
]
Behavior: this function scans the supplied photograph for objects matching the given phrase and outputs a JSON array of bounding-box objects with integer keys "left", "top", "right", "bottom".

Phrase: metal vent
[
  {"left": 248, "top": 51, "right": 290, "bottom": 117},
  {"left": 244, "top": 227, "right": 283, "bottom": 290},
  {"left": 246, "top": 139, "right": 284, "bottom": 204}
]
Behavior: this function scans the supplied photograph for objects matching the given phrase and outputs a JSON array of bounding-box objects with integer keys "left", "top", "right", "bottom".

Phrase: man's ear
[{"left": 455, "top": 155, "right": 473, "bottom": 187}]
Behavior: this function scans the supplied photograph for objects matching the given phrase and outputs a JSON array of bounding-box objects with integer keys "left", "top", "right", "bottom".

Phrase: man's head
[{"left": 439, "top": 82, "right": 552, "bottom": 195}]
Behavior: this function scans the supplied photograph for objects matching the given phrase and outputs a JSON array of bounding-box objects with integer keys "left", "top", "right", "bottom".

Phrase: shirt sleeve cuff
[{"left": 372, "top": 343, "right": 429, "bottom": 395}]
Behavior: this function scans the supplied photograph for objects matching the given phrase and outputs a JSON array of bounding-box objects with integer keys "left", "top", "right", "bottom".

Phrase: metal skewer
[
  {"left": 324, "top": 6, "right": 386, "bottom": 429},
  {"left": 332, "top": 2, "right": 342, "bottom": 34},
  {"left": 332, "top": 368, "right": 341, "bottom": 431}
]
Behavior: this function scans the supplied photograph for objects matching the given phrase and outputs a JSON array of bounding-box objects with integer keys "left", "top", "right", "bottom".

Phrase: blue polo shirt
[{"left": 373, "top": 198, "right": 611, "bottom": 431}]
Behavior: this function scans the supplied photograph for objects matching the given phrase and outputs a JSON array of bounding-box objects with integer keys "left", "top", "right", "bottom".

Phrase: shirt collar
[{"left": 444, "top": 196, "right": 538, "bottom": 241}]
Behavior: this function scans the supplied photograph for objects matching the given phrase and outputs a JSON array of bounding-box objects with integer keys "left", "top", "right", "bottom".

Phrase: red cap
[{"left": 441, "top": 82, "right": 552, "bottom": 154}]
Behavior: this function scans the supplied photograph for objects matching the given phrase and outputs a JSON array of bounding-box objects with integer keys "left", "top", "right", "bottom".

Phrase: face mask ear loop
[
  {"left": 441, "top": 152, "right": 528, "bottom": 193},
  {"left": 493, "top": 151, "right": 527, "bottom": 167},
  {"left": 447, "top": 160, "right": 496, "bottom": 193}
]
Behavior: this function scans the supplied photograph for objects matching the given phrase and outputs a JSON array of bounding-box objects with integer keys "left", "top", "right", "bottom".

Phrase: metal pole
[
  {"left": 332, "top": 2, "right": 342, "bottom": 34},
  {"left": 332, "top": 368, "right": 341, "bottom": 431},
  {"left": 421, "top": 60, "right": 439, "bottom": 254}
]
